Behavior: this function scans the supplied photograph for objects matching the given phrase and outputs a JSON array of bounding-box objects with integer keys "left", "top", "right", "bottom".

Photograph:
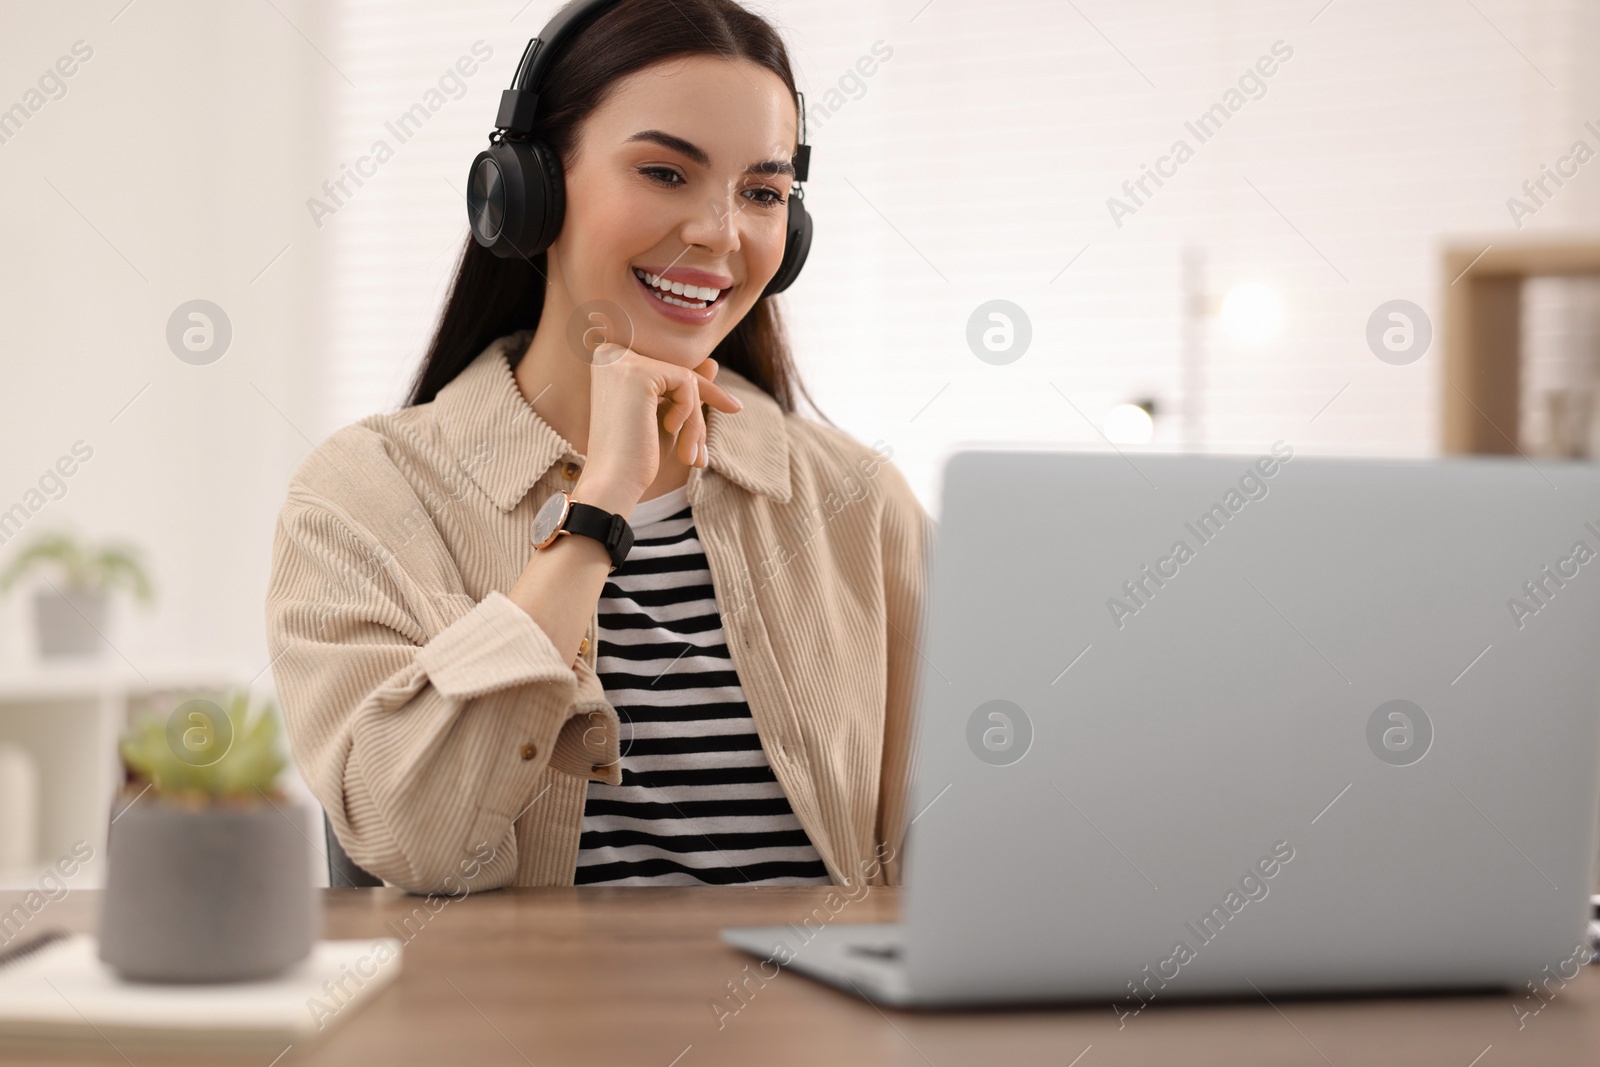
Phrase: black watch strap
[{"left": 563, "top": 501, "right": 634, "bottom": 571}]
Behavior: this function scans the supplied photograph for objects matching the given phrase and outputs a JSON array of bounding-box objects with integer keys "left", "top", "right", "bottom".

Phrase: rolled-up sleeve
[{"left": 265, "top": 493, "right": 614, "bottom": 895}]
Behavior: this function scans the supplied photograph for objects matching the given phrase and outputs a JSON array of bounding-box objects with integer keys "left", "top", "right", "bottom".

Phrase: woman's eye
[
  {"left": 639, "top": 167, "right": 784, "bottom": 207},
  {"left": 743, "top": 187, "right": 786, "bottom": 208},
  {"left": 641, "top": 166, "right": 684, "bottom": 187}
]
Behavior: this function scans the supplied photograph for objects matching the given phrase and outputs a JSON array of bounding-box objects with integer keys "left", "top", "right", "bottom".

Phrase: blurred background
[{"left": 1, "top": 0, "right": 1598, "bottom": 888}]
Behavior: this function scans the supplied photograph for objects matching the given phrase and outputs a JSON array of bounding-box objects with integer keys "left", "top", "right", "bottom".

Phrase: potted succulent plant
[
  {"left": 99, "top": 689, "right": 319, "bottom": 982},
  {"left": 0, "top": 530, "right": 153, "bottom": 659}
]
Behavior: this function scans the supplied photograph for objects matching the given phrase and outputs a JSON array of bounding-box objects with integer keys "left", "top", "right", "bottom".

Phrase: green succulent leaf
[{"left": 119, "top": 689, "right": 286, "bottom": 797}]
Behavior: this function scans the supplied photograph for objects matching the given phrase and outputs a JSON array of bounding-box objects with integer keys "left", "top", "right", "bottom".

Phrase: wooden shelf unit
[{"left": 1443, "top": 241, "right": 1600, "bottom": 454}]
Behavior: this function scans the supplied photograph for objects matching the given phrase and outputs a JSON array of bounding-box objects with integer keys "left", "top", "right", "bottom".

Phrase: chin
[{"left": 651, "top": 333, "right": 725, "bottom": 369}]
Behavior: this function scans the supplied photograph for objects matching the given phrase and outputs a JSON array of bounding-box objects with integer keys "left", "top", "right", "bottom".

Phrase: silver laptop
[{"left": 723, "top": 448, "right": 1600, "bottom": 1008}]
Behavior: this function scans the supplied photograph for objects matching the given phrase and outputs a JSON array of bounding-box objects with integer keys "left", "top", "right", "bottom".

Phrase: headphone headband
[{"left": 496, "top": 0, "right": 621, "bottom": 135}]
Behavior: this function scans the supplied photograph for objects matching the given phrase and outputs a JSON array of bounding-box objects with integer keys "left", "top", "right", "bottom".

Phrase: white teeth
[{"left": 633, "top": 268, "right": 724, "bottom": 303}]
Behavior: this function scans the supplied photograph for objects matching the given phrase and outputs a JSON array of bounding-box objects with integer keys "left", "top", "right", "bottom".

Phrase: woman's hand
[{"left": 576, "top": 345, "right": 743, "bottom": 508}]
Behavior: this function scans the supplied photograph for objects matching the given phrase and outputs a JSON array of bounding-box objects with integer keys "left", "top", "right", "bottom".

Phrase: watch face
[{"left": 530, "top": 491, "right": 569, "bottom": 548}]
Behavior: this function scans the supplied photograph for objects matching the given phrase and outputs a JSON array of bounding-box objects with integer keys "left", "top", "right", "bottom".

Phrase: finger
[
  {"left": 658, "top": 370, "right": 701, "bottom": 460},
  {"left": 694, "top": 357, "right": 719, "bottom": 382},
  {"left": 684, "top": 399, "right": 708, "bottom": 467},
  {"left": 674, "top": 369, "right": 708, "bottom": 466},
  {"left": 696, "top": 377, "right": 742, "bottom": 414},
  {"left": 678, "top": 391, "right": 704, "bottom": 467},
  {"left": 662, "top": 368, "right": 734, "bottom": 429}
]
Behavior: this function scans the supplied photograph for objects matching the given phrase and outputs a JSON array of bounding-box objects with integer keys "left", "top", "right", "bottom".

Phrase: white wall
[
  {"left": 0, "top": 0, "right": 324, "bottom": 675},
  {"left": 1, "top": 0, "right": 1598, "bottom": 683},
  {"left": 0, "top": 1, "right": 332, "bottom": 873},
  {"left": 780, "top": 0, "right": 1600, "bottom": 510}
]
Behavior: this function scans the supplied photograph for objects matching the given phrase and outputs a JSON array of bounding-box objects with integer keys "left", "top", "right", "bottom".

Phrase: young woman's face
[{"left": 549, "top": 55, "right": 798, "bottom": 369}]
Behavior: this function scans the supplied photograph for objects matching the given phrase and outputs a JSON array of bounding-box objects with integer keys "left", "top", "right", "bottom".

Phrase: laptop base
[{"left": 720, "top": 922, "right": 913, "bottom": 1006}]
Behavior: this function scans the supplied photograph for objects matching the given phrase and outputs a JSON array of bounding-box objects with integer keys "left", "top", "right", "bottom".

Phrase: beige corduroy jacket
[{"left": 265, "top": 330, "right": 931, "bottom": 895}]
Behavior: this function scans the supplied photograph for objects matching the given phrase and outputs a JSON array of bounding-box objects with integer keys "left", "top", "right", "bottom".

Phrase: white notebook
[{"left": 0, "top": 932, "right": 402, "bottom": 1053}]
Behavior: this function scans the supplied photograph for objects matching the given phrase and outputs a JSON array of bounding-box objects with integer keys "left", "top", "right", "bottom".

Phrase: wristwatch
[{"left": 530, "top": 490, "right": 634, "bottom": 572}]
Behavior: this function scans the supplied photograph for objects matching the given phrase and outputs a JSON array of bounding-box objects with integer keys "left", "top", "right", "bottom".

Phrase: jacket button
[
  {"left": 520, "top": 742, "right": 538, "bottom": 761},
  {"left": 562, "top": 462, "right": 581, "bottom": 480},
  {"left": 578, "top": 637, "right": 590, "bottom": 656}
]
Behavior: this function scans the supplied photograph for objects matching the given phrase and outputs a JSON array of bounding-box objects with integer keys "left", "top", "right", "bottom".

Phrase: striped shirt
[{"left": 574, "top": 484, "right": 833, "bottom": 886}]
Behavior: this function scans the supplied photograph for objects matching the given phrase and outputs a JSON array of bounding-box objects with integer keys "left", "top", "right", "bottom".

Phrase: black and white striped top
[{"left": 574, "top": 484, "right": 833, "bottom": 886}]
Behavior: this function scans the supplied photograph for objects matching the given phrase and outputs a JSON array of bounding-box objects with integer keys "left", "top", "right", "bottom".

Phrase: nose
[{"left": 679, "top": 180, "right": 741, "bottom": 257}]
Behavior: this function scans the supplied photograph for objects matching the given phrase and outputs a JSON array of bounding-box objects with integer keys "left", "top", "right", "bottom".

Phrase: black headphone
[{"left": 465, "top": 0, "right": 813, "bottom": 299}]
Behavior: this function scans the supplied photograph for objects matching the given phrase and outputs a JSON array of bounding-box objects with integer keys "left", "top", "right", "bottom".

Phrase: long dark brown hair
[{"left": 407, "top": 0, "right": 823, "bottom": 419}]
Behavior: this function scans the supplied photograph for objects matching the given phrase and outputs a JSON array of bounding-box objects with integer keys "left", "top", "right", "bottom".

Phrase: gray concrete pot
[
  {"left": 98, "top": 792, "right": 319, "bottom": 983},
  {"left": 35, "top": 587, "right": 106, "bottom": 658}
]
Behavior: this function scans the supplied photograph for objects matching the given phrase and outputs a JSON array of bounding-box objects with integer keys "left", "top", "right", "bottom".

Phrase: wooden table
[{"left": 4, "top": 886, "right": 1599, "bottom": 1065}]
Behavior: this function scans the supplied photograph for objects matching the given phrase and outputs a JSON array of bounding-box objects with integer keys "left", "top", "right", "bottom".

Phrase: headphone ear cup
[
  {"left": 760, "top": 192, "right": 812, "bottom": 298},
  {"left": 520, "top": 139, "right": 566, "bottom": 257},
  {"left": 466, "top": 139, "right": 566, "bottom": 260}
]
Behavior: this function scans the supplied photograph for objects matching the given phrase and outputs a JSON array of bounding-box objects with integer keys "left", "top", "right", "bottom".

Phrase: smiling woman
[{"left": 265, "top": 0, "right": 932, "bottom": 894}]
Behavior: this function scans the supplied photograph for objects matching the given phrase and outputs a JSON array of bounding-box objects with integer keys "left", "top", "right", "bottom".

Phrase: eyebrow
[{"left": 625, "top": 129, "right": 794, "bottom": 177}]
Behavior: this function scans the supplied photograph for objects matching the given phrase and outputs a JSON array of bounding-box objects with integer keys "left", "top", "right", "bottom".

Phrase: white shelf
[
  {"left": 0, "top": 663, "right": 246, "bottom": 700},
  {"left": 0, "top": 664, "right": 250, "bottom": 889}
]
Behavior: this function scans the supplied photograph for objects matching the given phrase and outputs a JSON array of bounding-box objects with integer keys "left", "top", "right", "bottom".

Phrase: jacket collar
[{"left": 433, "top": 329, "right": 791, "bottom": 512}]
